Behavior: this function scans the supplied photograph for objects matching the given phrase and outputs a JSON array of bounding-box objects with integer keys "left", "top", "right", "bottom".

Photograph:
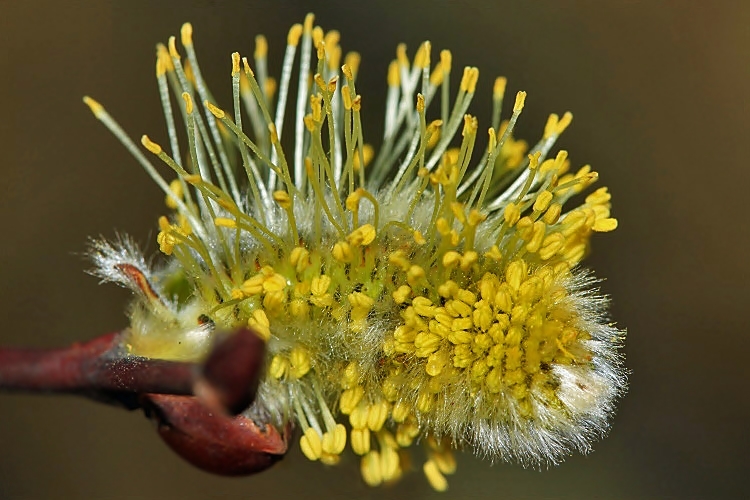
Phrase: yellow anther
[
  {"left": 389, "top": 250, "right": 410, "bottom": 271},
  {"left": 457, "top": 66, "right": 478, "bottom": 93},
  {"left": 351, "top": 428, "right": 371, "bottom": 455},
  {"left": 412, "top": 296, "right": 435, "bottom": 317},
  {"left": 204, "top": 100, "right": 225, "bottom": 119},
  {"left": 263, "top": 272, "right": 287, "bottom": 292},
  {"left": 432, "top": 448, "right": 457, "bottom": 475},
  {"left": 396, "top": 43, "right": 409, "bottom": 69},
  {"left": 414, "top": 331, "right": 441, "bottom": 352},
  {"left": 449, "top": 202, "right": 466, "bottom": 224},
  {"left": 539, "top": 232, "right": 565, "bottom": 260},
  {"left": 556, "top": 111, "right": 573, "bottom": 134},
  {"left": 586, "top": 186, "right": 612, "bottom": 205},
  {"left": 407, "top": 265, "right": 425, "bottom": 285},
  {"left": 460, "top": 251, "right": 478, "bottom": 270},
  {"left": 311, "top": 275, "right": 331, "bottom": 296},
  {"left": 230, "top": 288, "right": 245, "bottom": 301},
  {"left": 513, "top": 91, "right": 527, "bottom": 113},
  {"left": 311, "top": 25, "right": 324, "bottom": 48},
  {"left": 387, "top": 60, "right": 400, "bottom": 87},
  {"left": 254, "top": 34, "right": 268, "bottom": 60},
  {"left": 340, "top": 363, "right": 359, "bottom": 391},
  {"left": 340, "top": 386, "right": 365, "bottom": 415},
  {"left": 140, "top": 135, "right": 162, "bottom": 155},
  {"left": 322, "top": 423, "right": 346, "bottom": 455},
  {"left": 525, "top": 221, "right": 547, "bottom": 253},
  {"left": 493, "top": 76, "right": 507, "bottom": 99},
  {"left": 348, "top": 292, "right": 374, "bottom": 310},
  {"left": 165, "top": 179, "right": 183, "bottom": 209},
  {"left": 390, "top": 402, "right": 410, "bottom": 424},
  {"left": 426, "top": 349, "right": 448, "bottom": 376},
  {"left": 593, "top": 217, "right": 618, "bottom": 232},
  {"left": 303, "top": 114, "right": 315, "bottom": 132},
  {"left": 310, "top": 94, "right": 323, "bottom": 123},
  {"left": 437, "top": 280, "right": 459, "bottom": 299},
  {"left": 300, "top": 428, "right": 323, "bottom": 461},
  {"left": 289, "top": 299, "right": 309, "bottom": 318},
  {"left": 436, "top": 217, "right": 452, "bottom": 235},
  {"left": 454, "top": 291, "right": 476, "bottom": 310},
  {"left": 269, "top": 354, "right": 288, "bottom": 379},
  {"left": 156, "top": 230, "right": 175, "bottom": 255},
  {"left": 436, "top": 49, "right": 452, "bottom": 75},
  {"left": 248, "top": 309, "right": 271, "bottom": 341},
  {"left": 416, "top": 93, "right": 425, "bottom": 113},
  {"left": 240, "top": 275, "right": 263, "bottom": 296},
  {"left": 543, "top": 203, "right": 562, "bottom": 225},
  {"left": 303, "top": 13, "right": 314, "bottom": 34},
  {"left": 214, "top": 217, "right": 236, "bottom": 228},
  {"left": 352, "top": 145, "right": 374, "bottom": 171},
  {"left": 427, "top": 119, "right": 443, "bottom": 138},
  {"left": 332, "top": 241, "right": 354, "bottom": 263},
  {"left": 396, "top": 422, "right": 420, "bottom": 447},
  {"left": 447, "top": 300, "right": 471, "bottom": 319},
  {"left": 156, "top": 44, "right": 174, "bottom": 72},
  {"left": 180, "top": 23, "right": 193, "bottom": 47},
  {"left": 347, "top": 223, "right": 376, "bottom": 246},
  {"left": 505, "top": 260, "right": 527, "bottom": 291},
  {"left": 414, "top": 41, "right": 431, "bottom": 69},
  {"left": 314, "top": 73, "right": 326, "bottom": 92},
  {"left": 335, "top": 83, "right": 350, "bottom": 109},
  {"left": 504, "top": 203, "right": 521, "bottom": 227},
  {"left": 392, "top": 285, "right": 412, "bottom": 305},
  {"left": 534, "top": 190, "right": 554, "bottom": 212},
  {"left": 156, "top": 56, "right": 166, "bottom": 77},
  {"left": 168, "top": 36, "right": 180, "bottom": 60},
  {"left": 287, "top": 23, "right": 303, "bottom": 46},
  {"left": 544, "top": 113, "right": 559, "bottom": 138},
  {"left": 430, "top": 61, "right": 445, "bottom": 86},
  {"left": 289, "top": 346, "right": 311, "bottom": 379},
  {"left": 352, "top": 94, "right": 362, "bottom": 112},
  {"left": 82, "top": 96, "right": 104, "bottom": 117},
  {"left": 241, "top": 56, "right": 254, "bottom": 77},
  {"left": 344, "top": 52, "right": 361, "bottom": 77},
  {"left": 467, "top": 209, "right": 486, "bottom": 227},
  {"left": 230, "top": 52, "right": 241, "bottom": 76},
  {"left": 412, "top": 231, "right": 426, "bottom": 245},
  {"left": 272, "top": 190, "right": 292, "bottom": 209},
  {"left": 442, "top": 251, "right": 461, "bottom": 269},
  {"left": 361, "top": 451, "right": 383, "bottom": 487},
  {"left": 487, "top": 126, "right": 497, "bottom": 152},
  {"left": 416, "top": 391, "right": 433, "bottom": 413},
  {"left": 367, "top": 401, "right": 389, "bottom": 431},
  {"left": 350, "top": 404, "right": 369, "bottom": 430},
  {"left": 462, "top": 115, "right": 477, "bottom": 136},
  {"left": 183, "top": 174, "right": 202, "bottom": 185},
  {"left": 380, "top": 446, "right": 401, "bottom": 482},
  {"left": 180, "top": 92, "right": 193, "bottom": 114},
  {"left": 458, "top": 67, "right": 472, "bottom": 92},
  {"left": 289, "top": 247, "right": 310, "bottom": 273}
]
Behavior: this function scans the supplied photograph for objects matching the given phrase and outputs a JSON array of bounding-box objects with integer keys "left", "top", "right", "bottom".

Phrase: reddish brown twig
[
  {"left": 143, "top": 394, "right": 289, "bottom": 475},
  {"left": 0, "top": 328, "right": 264, "bottom": 416},
  {"left": 0, "top": 328, "right": 289, "bottom": 475}
]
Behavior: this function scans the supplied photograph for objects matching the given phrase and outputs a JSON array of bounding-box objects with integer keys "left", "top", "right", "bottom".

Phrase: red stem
[{"left": 0, "top": 328, "right": 265, "bottom": 416}]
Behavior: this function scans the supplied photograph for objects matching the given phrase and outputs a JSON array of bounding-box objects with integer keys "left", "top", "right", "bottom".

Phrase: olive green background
[{"left": 1, "top": 1, "right": 748, "bottom": 498}]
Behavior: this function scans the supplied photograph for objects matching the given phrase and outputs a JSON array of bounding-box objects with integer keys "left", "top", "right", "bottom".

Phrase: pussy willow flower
[{"left": 83, "top": 14, "right": 626, "bottom": 491}]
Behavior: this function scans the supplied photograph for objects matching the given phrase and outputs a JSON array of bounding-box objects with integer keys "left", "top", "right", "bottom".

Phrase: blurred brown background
[{"left": 1, "top": 0, "right": 748, "bottom": 498}]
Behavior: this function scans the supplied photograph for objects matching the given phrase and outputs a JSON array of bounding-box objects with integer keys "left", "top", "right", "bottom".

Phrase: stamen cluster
[{"left": 85, "top": 13, "right": 625, "bottom": 491}]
